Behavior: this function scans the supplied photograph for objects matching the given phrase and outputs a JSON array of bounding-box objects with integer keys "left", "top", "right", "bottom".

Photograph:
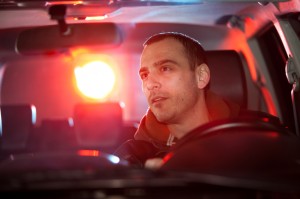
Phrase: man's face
[{"left": 139, "top": 38, "right": 201, "bottom": 124}]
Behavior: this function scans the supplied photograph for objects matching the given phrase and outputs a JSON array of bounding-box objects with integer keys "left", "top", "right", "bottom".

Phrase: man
[{"left": 115, "top": 32, "right": 239, "bottom": 169}]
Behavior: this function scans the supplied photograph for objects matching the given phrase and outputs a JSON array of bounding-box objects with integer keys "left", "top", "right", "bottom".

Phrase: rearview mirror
[{"left": 16, "top": 23, "right": 122, "bottom": 54}]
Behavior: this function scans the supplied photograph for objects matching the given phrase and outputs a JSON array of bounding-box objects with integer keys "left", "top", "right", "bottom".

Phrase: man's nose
[{"left": 146, "top": 75, "right": 161, "bottom": 90}]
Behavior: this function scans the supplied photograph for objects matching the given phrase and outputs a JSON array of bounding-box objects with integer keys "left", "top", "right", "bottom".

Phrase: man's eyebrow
[
  {"left": 154, "top": 59, "right": 178, "bottom": 67},
  {"left": 139, "top": 59, "right": 178, "bottom": 74}
]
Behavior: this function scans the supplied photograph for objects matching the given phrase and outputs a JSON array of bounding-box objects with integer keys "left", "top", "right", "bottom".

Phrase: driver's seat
[{"left": 207, "top": 50, "right": 247, "bottom": 109}]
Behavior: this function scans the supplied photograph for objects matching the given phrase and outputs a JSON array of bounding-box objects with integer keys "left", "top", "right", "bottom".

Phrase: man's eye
[{"left": 161, "top": 66, "right": 171, "bottom": 72}]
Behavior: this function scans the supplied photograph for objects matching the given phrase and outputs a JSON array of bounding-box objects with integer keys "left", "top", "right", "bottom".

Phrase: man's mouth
[{"left": 151, "top": 96, "right": 167, "bottom": 105}]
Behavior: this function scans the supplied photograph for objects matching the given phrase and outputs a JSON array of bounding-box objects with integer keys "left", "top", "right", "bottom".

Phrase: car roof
[{"left": 0, "top": 0, "right": 290, "bottom": 29}]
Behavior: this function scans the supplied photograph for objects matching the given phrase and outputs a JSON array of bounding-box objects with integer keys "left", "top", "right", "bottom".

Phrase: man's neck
[{"left": 168, "top": 100, "right": 210, "bottom": 139}]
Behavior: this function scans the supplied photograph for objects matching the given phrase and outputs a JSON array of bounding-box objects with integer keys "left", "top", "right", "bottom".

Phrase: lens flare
[{"left": 74, "top": 61, "right": 116, "bottom": 100}]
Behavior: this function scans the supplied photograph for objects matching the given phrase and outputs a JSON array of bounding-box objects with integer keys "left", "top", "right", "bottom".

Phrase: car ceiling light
[
  {"left": 85, "top": 15, "right": 108, "bottom": 20},
  {"left": 72, "top": 15, "right": 108, "bottom": 20},
  {"left": 45, "top": 1, "right": 83, "bottom": 6}
]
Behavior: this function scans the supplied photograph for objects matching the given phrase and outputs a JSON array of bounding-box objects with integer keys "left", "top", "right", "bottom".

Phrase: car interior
[
  {"left": 0, "top": 48, "right": 248, "bottom": 155},
  {"left": 0, "top": 0, "right": 300, "bottom": 197}
]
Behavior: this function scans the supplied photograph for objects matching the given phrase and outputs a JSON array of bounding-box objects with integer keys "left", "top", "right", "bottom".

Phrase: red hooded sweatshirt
[{"left": 115, "top": 91, "right": 240, "bottom": 166}]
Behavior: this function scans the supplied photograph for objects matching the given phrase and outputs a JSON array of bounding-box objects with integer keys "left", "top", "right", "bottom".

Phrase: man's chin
[{"left": 152, "top": 111, "right": 170, "bottom": 123}]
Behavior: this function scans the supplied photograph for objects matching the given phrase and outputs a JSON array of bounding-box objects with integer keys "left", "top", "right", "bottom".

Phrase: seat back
[
  {"left": 0, "top": 104, "right": 36, "bottom": 150},
  {"left": 28, "top": 118, "right": 77, "bottom": 152},
  {"left": 73, "top": 102, "right": 123, "bottom": 152},
  {"left": 206, "top": 50, "right": 247, "bottom": 109}
]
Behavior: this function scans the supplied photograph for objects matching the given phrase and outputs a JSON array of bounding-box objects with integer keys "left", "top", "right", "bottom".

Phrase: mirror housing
[{"left": 16, "top": 23, "right": 122, "bottom": 54}]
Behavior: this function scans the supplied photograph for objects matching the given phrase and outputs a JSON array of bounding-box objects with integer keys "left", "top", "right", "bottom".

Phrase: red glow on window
[
  {"left": 77, "top": 150, "right": 101, "bottom": 157},
  {"left": 244, "top": 16, "right": 253, "bottom": 24},
  {"left": 262, "top": 117, "right": 270, "bottom": 123},
  {"left": 261, "top": 87, "right": 278, "bottom": 116},
  {"left": 265, "top": 132, "right": 279, "bottom": 139},
  {"left": 70, "top": 48, "right": 90, "bottom": 58}
]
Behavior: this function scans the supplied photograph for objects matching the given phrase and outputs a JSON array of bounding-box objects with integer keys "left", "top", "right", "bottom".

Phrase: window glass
[{"left": 256, "top": 25, "right": 293, "bottom": 131}]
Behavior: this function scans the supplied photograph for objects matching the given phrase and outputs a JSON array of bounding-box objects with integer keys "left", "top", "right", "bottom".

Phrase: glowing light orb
[{"left": 74, "top": 61, "right": 116, "bottom": 100}]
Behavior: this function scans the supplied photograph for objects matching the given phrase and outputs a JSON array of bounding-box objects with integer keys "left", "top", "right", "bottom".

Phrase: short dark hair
[{"left": 143, "top": 32, "right": 207, "bottom": 70}]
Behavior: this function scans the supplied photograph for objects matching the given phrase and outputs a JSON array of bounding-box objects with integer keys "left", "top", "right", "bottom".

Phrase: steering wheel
[
  {"left": 159, "top": 110, "right": 300, "bottom": 178},
  {"left": 170, "top": 110, "right": 293, "bottom": 150}
]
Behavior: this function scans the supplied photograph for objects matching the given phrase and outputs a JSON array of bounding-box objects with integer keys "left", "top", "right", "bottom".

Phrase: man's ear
[{"left": 195, "top": 63, "right": 210, "bottom": 89}]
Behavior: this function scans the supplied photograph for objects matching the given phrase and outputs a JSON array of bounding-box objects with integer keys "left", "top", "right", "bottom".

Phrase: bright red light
[
  {"left": 77, "top": 150, "right": 101, "bottom": 157},
  {"left": 163, "top": 152, "right": 174, "bottom": 163},
  {"left": 74, "top": 61, "right": 116, "bottom": 100}
]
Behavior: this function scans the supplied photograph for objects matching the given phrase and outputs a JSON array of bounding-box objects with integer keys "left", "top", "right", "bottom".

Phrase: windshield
[{"left": 1, "top": 51, "right": 145, "bottom": 124}]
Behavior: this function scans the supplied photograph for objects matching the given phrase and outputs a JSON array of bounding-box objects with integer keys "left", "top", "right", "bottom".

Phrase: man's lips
[{"left": 150, "top": 96, "right": 167, "bottom": 105}]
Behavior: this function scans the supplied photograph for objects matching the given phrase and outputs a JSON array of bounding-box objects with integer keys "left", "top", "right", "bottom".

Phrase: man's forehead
[
  {"left": 140, "top": 38, "right": 184, "bottom": 64},
  {"left": 144, "top": 37, "right": 182, "bottom": 50}
]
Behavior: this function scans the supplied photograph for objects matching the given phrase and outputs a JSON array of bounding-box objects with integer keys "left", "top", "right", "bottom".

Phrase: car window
[{"left": 256, "top": 24, "right": 293, "bottom": 130}]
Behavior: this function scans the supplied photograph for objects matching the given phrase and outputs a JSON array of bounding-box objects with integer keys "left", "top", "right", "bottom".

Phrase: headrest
[
  {"left": 0, "top": 104, "right": 36, "bottom": 150},
  {"left": 206, "top": 50, "right": 247, "bottom": 109},
  {"left": 32, "top": 119, "right": 77, "bottom": 151},
  {"left": 73, "top": 102, "right": 123, "bottom": 149}
]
